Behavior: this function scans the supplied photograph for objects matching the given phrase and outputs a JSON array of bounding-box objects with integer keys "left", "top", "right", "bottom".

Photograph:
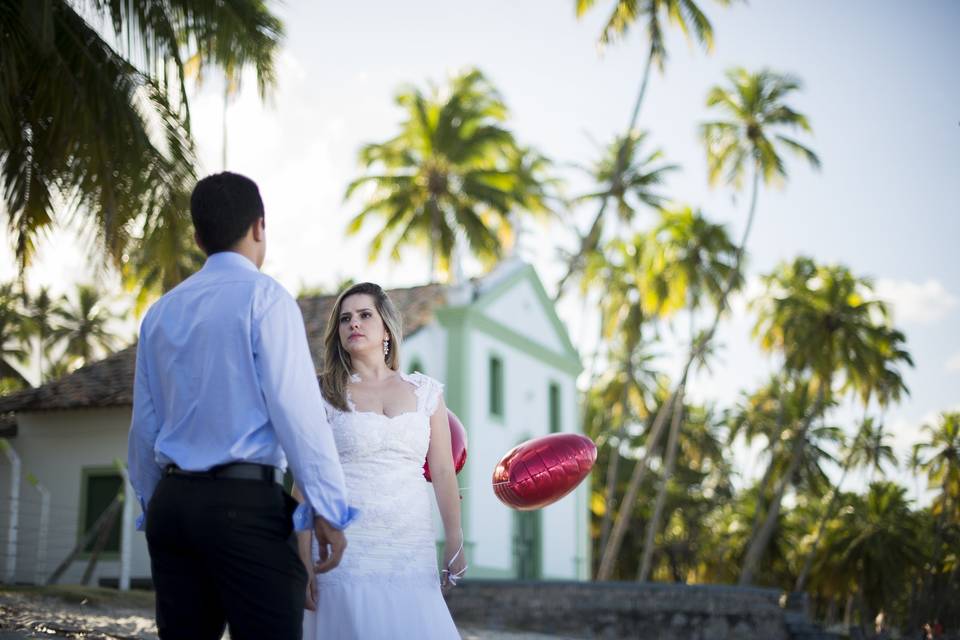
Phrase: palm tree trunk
[
  {"left": 740, "top": 386, "right": 825, "bottom": 585},
  {"left": 794, "top": 460, "right": 852, "bottom": 592},
  {"left": 596, "top": 376, "right": 683, "bottom": 580},
  {"left": 795, "top": 405, "right": 869, "bottom": 592},
  {"left": 739, "top": 435, "right": 804, "bottom": 586},
  {"left": 599, "top": 348, "right": 636, "bottom": 552},
  {"left": 37, "top": 330, "right": 44, "bottom": 385},
  {"left": 599, "top": 427, "right": 623, "bottom": 554},
  {"left": 637, "top": 297, "right": 728, "bottom": 583},
  {"left": 554, "top": 46, "right": 655, "bottom": 301},
  {"left": 638, "top": 381, "right": 686, "bottom": 581},
  {"left": 429, "top": 198, "right": 441, "bottom": 281},
  {"left": 222, "top": 81, "right": 229, "bottom": 170},
  {"left": 747, "top": 391, "right": 786, "bottom": 547}
]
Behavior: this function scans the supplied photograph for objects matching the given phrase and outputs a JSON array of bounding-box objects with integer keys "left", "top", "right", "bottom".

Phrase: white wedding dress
[{"left": 302, "top": 372, "right": 461, "bottom": 640}]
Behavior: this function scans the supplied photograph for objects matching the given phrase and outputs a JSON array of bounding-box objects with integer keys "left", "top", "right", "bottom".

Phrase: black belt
[{"left": 165, "top": 462, "right": 283, "bottom": 485}]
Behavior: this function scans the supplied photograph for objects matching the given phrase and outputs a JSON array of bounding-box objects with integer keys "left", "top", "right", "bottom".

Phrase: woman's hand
[{"left": 440, "top": 537, "right": 467, "bottom": 594}]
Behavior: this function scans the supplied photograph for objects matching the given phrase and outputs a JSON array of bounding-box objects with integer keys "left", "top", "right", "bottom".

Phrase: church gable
[{"left": 473, "top": 264, "right": 579, "bottom": 367}]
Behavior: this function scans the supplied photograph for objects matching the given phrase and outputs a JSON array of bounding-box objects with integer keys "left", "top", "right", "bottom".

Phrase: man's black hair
[{"left": 190, "top": 172, "right": 265, "bottom": 255}]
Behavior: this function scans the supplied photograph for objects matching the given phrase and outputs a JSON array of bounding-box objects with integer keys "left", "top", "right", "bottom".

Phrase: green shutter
[
  {"left": 489, "top": 355, "right": 503, "bottom": 418},
  {"left": 549, "top": 382, "right": 561, "bottom": 433}
]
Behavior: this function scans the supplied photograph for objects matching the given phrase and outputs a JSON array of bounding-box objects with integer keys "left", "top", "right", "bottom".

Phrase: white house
[{"left": 0, "top": 258, "right": 589, "bottom": 587}]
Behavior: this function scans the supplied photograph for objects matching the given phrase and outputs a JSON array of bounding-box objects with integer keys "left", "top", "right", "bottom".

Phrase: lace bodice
[
  {"left": 313, "top": 372, "right": 444, "bottom": 586},
  {"left": 324, "top": 371, "right": 443, "bottom": 466}
]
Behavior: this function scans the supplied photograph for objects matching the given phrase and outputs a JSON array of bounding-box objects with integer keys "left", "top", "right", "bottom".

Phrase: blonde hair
[{"left": 320, "top": 282, "right": 403, "bottom": 411}]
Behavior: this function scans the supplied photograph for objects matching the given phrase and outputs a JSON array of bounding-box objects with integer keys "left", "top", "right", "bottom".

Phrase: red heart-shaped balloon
[
  {"left": 492, "top": 433, "right": 596, "bottom": 510},
  {"left": 423, "top": 409, "right": 468, "bottom": 482}
]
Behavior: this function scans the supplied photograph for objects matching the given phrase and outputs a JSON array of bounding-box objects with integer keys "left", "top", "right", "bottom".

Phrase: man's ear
[{"left": 252, "top": 216, "right": 265, "bottom": 242}]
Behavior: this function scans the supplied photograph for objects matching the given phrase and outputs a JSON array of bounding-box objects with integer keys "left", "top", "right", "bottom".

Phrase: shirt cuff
[
  {"left": 136, "top": 495, "right": 147, "bottom": 531},
  {"left": 292, "top": 504, "right": 360, "bottom": 531}
]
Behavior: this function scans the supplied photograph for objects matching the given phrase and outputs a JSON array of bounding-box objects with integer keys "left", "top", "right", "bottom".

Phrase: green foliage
[
  {"left": 0, "top": 0, "right": 283, "bottom": 301},
  {"left": 345, "top": 68, "right": 555, "bottom": 279},
  {"left": 576, "top": 0, "right": 735, "bottom": 64}
]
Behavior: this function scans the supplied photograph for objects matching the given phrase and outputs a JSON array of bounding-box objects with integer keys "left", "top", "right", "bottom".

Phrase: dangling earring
[{"left": 383, "top": 337, "right": 390, "bottom": 358}]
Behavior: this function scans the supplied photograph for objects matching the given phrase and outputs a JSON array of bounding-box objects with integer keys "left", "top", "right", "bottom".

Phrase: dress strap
[{"left": 402, "top": 371, "right": 445, "bottom": 416}]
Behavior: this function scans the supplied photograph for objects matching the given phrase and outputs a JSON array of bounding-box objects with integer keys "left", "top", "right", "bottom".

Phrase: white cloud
[{"left": 874, "top": 278, "right": 958, "bottom": 326}]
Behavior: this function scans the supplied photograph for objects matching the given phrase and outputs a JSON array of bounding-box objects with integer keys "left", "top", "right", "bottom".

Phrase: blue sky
[{"left": 5, "top": 1, "right": 957, "bottom": 493}]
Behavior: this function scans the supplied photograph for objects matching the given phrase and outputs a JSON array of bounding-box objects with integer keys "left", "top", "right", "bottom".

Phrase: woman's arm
[{"left": 425, "top": 393, "right": 467, "bottom": 590}]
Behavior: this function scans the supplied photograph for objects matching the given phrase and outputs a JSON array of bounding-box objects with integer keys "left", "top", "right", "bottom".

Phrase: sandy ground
[{"left": 0, "top": 587, "right": 577, "bottom": 640}]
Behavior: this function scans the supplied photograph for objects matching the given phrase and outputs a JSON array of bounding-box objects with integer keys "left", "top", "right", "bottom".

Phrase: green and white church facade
[{"left": 404, "top": 258, "right": 589, "bottom": 581}]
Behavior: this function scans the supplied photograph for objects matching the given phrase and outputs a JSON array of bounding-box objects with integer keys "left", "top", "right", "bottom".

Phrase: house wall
[
  {"left": 0, "top": 408, "right": 149, "bottom": 586},
  {"left": 461, "top": 329, "right": 587, "bottom": 580},
  {"left": 402, "top": 323, "right": 447, "bottom": 380},
  {"left": 482, "top": 277, "right": 566, "bottom": 354}
]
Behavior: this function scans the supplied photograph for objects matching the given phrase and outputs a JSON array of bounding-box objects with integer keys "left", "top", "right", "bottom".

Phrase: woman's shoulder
[
  {"left": 401, "top": 371, "right": 444, "bottom": 414},
  {"left": 402, "top": 371, "right": 444, "bottom": 393}
]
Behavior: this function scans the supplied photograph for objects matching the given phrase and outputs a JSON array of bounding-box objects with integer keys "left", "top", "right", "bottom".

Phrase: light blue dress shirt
[{"left": 127, "top": 251, "right": 357, "bottom": 531}]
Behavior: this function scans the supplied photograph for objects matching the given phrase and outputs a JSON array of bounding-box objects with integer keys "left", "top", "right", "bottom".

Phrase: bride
[{"left": 296, "top": 282, "right": 465, "bottom": 639}]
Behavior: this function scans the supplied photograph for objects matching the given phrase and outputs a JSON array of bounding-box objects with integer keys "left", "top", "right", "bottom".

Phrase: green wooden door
[{"left": 513, "top": 509, "right": 541, "bottom": 580}]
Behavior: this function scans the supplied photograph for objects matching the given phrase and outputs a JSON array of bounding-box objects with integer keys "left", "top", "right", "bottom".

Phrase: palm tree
[
  {"left": 915, "top": 412, "right": 960, "bottom": 521},
  {"left": 51, "top": 285, "right": 122, "bottom": 368},
  {"left": 636, "top": 207, "right": 738, "bottom": 581},
  {"left": 740, "top": 258, "right": 912, "bottom": 585},
  {"left": 859, "top": 418, "right": 898, "bottom": 483},
  {"left": 913, "top": 411, "right": 960, "bottom": 621},
  {"left": 638, "top": 400, "right": 731, "bottom": 581},
  {"left": 584, "top": 343, "right": 664, "bottom": 557},
  {"left": 0, "top": 283, "right": 30, "bottom": 389},
  {"left": 21, "top": 286, "right": 64, "bottom": 384},
  {"left": 121, "top": 184, "right": 206, "bottom": 315},
  {"left": 345, "top": 68, "right": 552, "bottom": 280},
  {"left": 0, "top": 0, "right": 282, "bottom": 277},
  {"left": 557, "top": 131, "right": 677, "bottom": 295},
  {"left": 559, "top": 0, "right": 735, "bottom": 297},
  {"left": 826, "top": 482, "right": 924, "bottom": 631},
  {"left": 728, "top": 373, "right": 794, "bottom": 545},
  {"left": 792, "top": 356, "right": 907, "bottom": 595},
  {"left": 581, "top": 235, "right": 666, "bottom": 555},
  {"left": 595, "top": 68, "right": 819, "bottom": 580},
  {"left": 794, "top": 416, "right": 899, "bottom": 592}
]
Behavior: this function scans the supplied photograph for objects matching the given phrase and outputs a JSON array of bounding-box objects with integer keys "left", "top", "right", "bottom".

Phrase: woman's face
[{"left": 338, "top": 293, "right": 387, "bottom": 357}]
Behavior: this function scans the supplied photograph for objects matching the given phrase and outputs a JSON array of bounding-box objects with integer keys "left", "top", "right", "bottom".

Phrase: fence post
[
  {"left": 117, "top": 460, "right": 134, "bottom": 591},
  {"left": 0, "top": 440, "right": 20, "bottom": 584},
  {"left": 26, "top": 473, "right": 50, "bottom": 586}
]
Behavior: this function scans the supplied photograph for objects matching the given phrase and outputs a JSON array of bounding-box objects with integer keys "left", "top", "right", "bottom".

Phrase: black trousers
[{"left": 145, "top": 474, "right": 307, "bottom": 640}]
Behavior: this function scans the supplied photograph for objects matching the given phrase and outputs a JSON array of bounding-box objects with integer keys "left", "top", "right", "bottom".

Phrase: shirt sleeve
[
  {"left": 254, "top": 291, "right": 357, "bottom": 530},
  {"left": 126, "top": 327, "right": 163, "bottom": 531}
]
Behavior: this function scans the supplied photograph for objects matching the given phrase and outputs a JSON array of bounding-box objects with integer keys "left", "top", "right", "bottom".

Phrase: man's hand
[{"left": 313, "top": 515, "right": 347, "bottom": 574}]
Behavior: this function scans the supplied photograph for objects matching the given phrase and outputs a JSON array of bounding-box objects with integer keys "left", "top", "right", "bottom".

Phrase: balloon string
[{"left": 459, "top": 481, "right": 511, "bottom": 492}]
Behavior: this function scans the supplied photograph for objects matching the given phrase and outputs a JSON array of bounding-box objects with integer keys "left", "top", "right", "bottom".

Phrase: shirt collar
[{"left": 203, "top": 251, "right": 259, "bottom": 273}]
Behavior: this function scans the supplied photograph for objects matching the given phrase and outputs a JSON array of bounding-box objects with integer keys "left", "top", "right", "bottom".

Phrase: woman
[{"left": 296, "top": 282, "right": 465, "bottom": 639}]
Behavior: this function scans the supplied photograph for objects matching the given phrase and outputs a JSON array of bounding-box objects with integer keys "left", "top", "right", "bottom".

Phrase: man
[{"left": 128, "top": 172, "right": 355, "bottom": 639}]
